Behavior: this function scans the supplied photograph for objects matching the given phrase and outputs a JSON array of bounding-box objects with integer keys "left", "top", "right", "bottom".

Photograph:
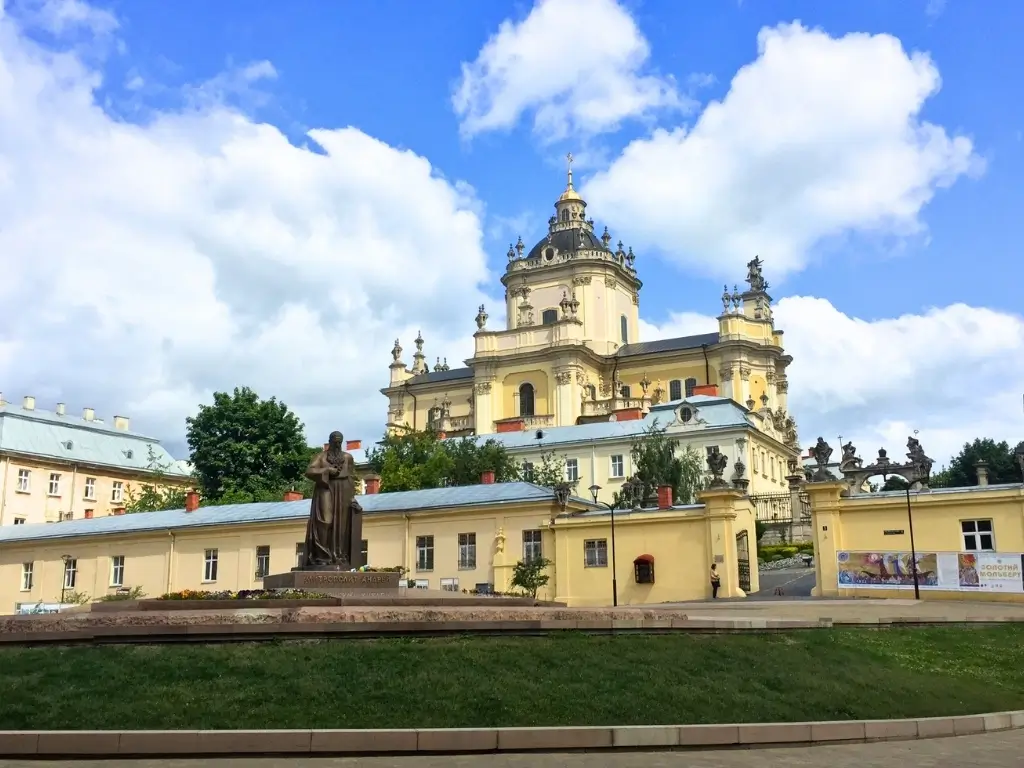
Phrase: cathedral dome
[{"left": 526, "top": 227, "right": 612, "bottom": 262}]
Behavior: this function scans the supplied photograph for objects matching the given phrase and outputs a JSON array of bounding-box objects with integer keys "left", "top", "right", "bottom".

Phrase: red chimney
[
  {"left": 112, "top": 507, "right": 125, "bottom": 516},
  {"left": 346, "top": 439, "right": 362, "bottom": 451},
  {"left": 657, "top": 485, "right": 673, "bottom": 509},
  {"left": 481, "top": 470, "right": 496, "bottom": 484},
  {"left": 84, "top": 509, "right": 94, "bottom": 519},
  {"left": 364, "top": 476, "right": 381, "bottom": 495},
  {"left": 184, "top": 491, "right": 200, "bottom": 513},
  {"left": 692, "top": 384, "right": 719, "bottom": 397},
  {"left": 283, "top": 490, "right": 303, "bottom": 502}
]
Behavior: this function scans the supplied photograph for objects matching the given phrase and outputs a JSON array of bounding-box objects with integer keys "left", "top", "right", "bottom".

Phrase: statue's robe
[{"left": 302, "top": 449, "right": 361, "bottom": 568}]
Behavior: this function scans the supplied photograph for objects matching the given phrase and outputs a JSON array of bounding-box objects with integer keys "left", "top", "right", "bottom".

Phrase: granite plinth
[{"left": 262, "top": 569, "right": 401, "bottom": 592}]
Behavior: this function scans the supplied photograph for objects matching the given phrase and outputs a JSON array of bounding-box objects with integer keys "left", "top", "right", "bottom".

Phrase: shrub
[
  {"left": 157, "top": 589, "right": 331, "bottom": 600},
  {"left": 98, "top": 586, "right": 146, "bottom": 602}
]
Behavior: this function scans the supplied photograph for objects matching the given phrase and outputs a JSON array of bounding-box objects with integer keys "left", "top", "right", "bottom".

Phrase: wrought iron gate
[{"left": 736, "top": 530, "right": 751, "bottom": 592}]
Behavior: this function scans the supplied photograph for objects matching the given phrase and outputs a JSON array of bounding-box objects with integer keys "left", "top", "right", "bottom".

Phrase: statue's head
[{"left": 328, "top": 431, "right": 343, "bottom": 450}]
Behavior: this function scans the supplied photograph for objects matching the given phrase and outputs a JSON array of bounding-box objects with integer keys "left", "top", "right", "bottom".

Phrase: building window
[
  {"left": 458, "top": 533, "right": 477, "bottom": 570},
  {"left": 110, "top": 555, "right": 125, "bottom": 587},
  {"left": 522, "top": 461, "right": 535, "bottom": 482},
  {"left": 585, "top": 384, "right": 597, "bottom": 401},
  {"left": 63, "top": 558, "right": 77, "bottom": 589},
  {"left": 416, "top": 535, "right": 435, "bottom": 571},
  {"left": 203, "top": 549, "right": 219, "bottom": 582},
  {"left": 770, "top": 456, "right": 776, "bottom": 480},
  {"left": 427, "top": 406, "right": 442, "bottom": 429},
  {"left": 610, "top": 455, "right": 624, "bottom": 478},
  {"left": 519, "top": 382, "right": 535, "bottom": 417},
  {"left": 620, "top": 384, "right": 631, "bottom": 399},
  {"left": 669, "top": 379, "right": 682, "bottom": 401},
  {"left": 14, "top": 518, "right": 25, "bottom": 525},
  {"left": 16, "top": 469, "right": 30, "bottom": 493},
  {"left": 565, "top": 458, "right": 579, "bottom": 483},
  {"left": 360, "top": 539, "right": 368, "bottom": 566},
  {"left": 21, "top": 563, "right": 33, "bottom": 591},
  {"left": 523, "top": 529, "right": 543, "bottom": 562},
  {"left": 414, "top": 579, "right": 429, "bottom": 590},
  {"left": 48, "top": 473, "right": 61, "bottom": 496},
  {"left": 752, "top": 451, "right": 759, "bottom": 473},
  {"left": 440, "top": 577, "right": 459, "bottom": 592},
  {"left": 295, "top": 543, "right": 304, "bottom": 568},
  {"left": 620, "top": 315, "right": 628, "bottom": 344},
  {"left": 255, "top": 546, "right": 271, "bottom": 579},
  {"left": 962, "top": 520, "right": 994, "bottom": 551},
  {"left": 685, "top": 378, "right": 698, "bottom": 397},
  {"left": 83, "top": 477, "right": 96, "bottom": 500},
  {"left": 111, "top": 481, "right": 123, "bottom": 503},
  {"left": 58, "top": 511, "right": 72, "bottom": 522},
  {"left": 584, "top": 539, "right": 608, "bottom": 568},
  {"left": 541, "top": 308, "right": 558, "bottom": 325}
]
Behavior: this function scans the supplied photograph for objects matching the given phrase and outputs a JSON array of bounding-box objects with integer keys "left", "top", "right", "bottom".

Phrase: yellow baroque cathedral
[{"left": 379, "top": 158, "right": 801, "bottom": 487}]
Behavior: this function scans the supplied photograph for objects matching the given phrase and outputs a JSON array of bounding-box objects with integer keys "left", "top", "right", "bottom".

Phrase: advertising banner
[{"left": 837, "top": 551, "right": 1024, "bottom": 593}]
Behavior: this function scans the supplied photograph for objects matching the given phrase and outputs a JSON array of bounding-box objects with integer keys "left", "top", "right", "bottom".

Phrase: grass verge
[{"left": 2, "top": 627, "right": 1024, "bottom": 730}]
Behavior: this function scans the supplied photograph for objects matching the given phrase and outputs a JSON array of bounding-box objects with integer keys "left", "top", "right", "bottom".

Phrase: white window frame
[
  {"left": 21, "top": 562, "right": 33, "bottom": 591},
  {"left": 16, "top": 469, "right": 30, "bottom": 493},
  {"left": 255, "top": 545, "right": 271, "bottom": 579},
  {"left": 522, "top": 461, "right": 535, "bottom": 482},
  {"left": 523, "top": 529, "right": 543, "bottom": 562},
  {"left": 458, "top": 532, "right": 476, "bottom": 570},
  {"left": 295, "top": 543, "right": 304, "bottom": 568},
  {"left": 203, "top": 549, "right": 219, "bottom": 582},
  {"left": 110, "top": 555, "right": 125, "bottom": 587},
  {"left": 111, "top": 481, "right": 124, "bottom": 503},
  {"left": 48, "top": 473, "right": 61, "bottom": 496},
  {"left": 440, "top": 577, "right": 459, "bottom": 592},
  {"left": 961, "top": 519, "right": 995, "bottom": 552},
  {"left": 83, "top": 477, "right": 96, "bottom": 500},
  {"left": 414, "top": 579, "right": 429, "bottom": 590},
  {"left": 609, "top": 455, "right": 624, "bottom": 479},
  {"left": 565, "top": 458, "right": 579, "bottom": 483},
  {"left": 416, "top": 535, "right": 434, "bottom": 572},
  {"left": 63, "top": 558, "right": 77, "bottom": 589},
  {"left": 584, "top": 539, "right": 608, "bottom": 568}
]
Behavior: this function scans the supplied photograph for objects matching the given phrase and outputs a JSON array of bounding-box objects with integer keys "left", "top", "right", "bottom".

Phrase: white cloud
[
  {"left": 925, "top": 0, "right": 947, "bottom": 20},
  {"left": 641, "top": 299, "right": 1024, "bottom": 469},
  {"left": 0, "top": 6, "right": 494, "bottom": 452},
  {"left": 585, "top": 22, "right": 982, "bottom": 281},
  {"left": 452, "top": 0, "right": 686, "bottom": 142},
  {"left": 12, "top": 0, "right": 118, "bottom": 36}
]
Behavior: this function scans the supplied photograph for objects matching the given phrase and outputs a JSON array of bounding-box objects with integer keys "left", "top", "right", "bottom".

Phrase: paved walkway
[
  {"left": 749, "top": 568, "right": 815, "bottom": 599},
  {"left": 658, "top": 597, "right": 1024, "bottom": 622},
  {"left": 1, "top": 731, "right": 1020, "bottom": 767}
]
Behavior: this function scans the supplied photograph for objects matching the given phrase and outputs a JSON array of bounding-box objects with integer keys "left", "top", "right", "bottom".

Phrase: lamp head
[{"left": 588, "top": 484, "right": 601, "bottom": 503}]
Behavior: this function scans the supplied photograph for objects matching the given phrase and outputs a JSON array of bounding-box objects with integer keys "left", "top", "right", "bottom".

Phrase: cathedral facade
[{"left": 380, "top": 159, "right": 801, "bottom": 497}]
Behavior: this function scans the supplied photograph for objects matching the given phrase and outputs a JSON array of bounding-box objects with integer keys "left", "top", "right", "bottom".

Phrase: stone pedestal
[{"left": 263, "top": 568, "right": 401, "bottom": 595}]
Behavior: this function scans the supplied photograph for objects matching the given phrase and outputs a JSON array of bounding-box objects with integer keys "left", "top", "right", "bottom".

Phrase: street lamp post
[
  {"left": 60, "top": 554, "right": 72, "bottom": 609},
  {"left": 589, "top": 479, "right": 640, "bottom": 608},
  {"left": 904, "top": 483, "right": 921, "bottom": 601}
]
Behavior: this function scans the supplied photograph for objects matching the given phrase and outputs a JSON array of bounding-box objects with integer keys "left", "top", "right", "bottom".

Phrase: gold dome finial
[
  {"left": 558, "top": 150, "right": 584, "bottom": 203},
  {"left": 566, "top": 152, "right": 574, "bottom": 190}
]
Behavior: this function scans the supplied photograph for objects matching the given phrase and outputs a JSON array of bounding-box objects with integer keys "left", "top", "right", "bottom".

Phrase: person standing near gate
[{"left": 710, "top": 564, "right": 721, "bottom": 599}]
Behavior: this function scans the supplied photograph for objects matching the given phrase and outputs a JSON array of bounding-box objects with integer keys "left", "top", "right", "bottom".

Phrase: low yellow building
[
  {"left": 0, "top": 481, "right": 757, "bottom": 612},
  {"left": 807, "top": 480, "right": 1024, "bottom": 602},
  {"left": 0, "top": 394, "right": 192, "bottom": 526}
]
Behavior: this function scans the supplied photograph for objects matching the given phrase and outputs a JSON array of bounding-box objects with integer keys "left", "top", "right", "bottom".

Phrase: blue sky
[{"left": 1, "top": 0, "right": 1022, "bottom": 467}]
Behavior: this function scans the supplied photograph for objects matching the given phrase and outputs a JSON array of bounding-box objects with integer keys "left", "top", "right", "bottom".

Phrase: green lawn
[{"left": 2, "top": 627, "right": 1024, "bottom": 730}]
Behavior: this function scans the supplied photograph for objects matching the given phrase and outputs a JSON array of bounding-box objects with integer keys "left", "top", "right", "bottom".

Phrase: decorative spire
[
  {"left": 566, "top": 151, "right": 574, "bottom": 191},
  {"left": 391, "top": 338, "right": 403, "bottom": 364},
  {"left": 507, "top": 243, "right": 516, "bottom": 262},
  {"left": 412, "top": 330, "right": 427, "bottom": 374},
  {"left": 434, "top": 357, "right": 443, "bottom": 372},
  {"left": 626, "top": 246, "right": 635, "bottom": 269},
  {"left": 442, "top": 357, "right": 450, "bottom": 371},
  {"left": 475, "top": 304, "right": 488, "bottom": 330},
  {"left": 721, "top": 285, "right": 731, "bottom": 314},
  {"left": 515, "top": 235, "right": 524, "bottom": 257},
  {"left": 602, "top": 226, "right": 611, "bottom": 247},
  {"left": 559, "top": 290, "right": 571, "bottom": 317}
]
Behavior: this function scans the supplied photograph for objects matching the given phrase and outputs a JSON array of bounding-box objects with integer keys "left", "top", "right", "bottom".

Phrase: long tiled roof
[
  {"left": 0, "top": 482, "right": 592, "bottom": 545},
  {"left": 616, "top": 332, "right": 720, "bottom": 358},
  {"left": 406, "top": 367, "right": 474, "bottom": 386},
  {"left": 0, "top": 403, "right": 189, "bottom": 477},
  {"left": 483, "top": 395, "right": 751, "bottom": 450}
]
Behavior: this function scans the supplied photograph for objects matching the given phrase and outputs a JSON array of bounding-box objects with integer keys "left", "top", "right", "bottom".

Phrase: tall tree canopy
[
  {"left": 629, "top": 421, "right": 707, "bottom": 506},
  {"left": 931, "top": 438, "right": 1024, "bottom": 488},
  {"left": 123, "top": 446, "right": 189, "bottom": 513},
  {"left": 367, "top": 430, "right": 522, "bottom": 492},
  {"left": 185, "top": 387, "right": 311, "bottom": 503}
]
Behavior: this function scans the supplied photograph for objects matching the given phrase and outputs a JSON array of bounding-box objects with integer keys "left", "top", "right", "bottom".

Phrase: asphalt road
[
  {"left": 2, "top": 731, "right": 1021, "bottom": 768},
  {"left": 749, "top": 567, "right": 816, "bottom": 599}
]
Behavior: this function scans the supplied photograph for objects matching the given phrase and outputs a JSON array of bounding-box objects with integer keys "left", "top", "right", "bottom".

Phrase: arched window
[
  {"left": 519, "top": 382, "right": 535, "bottom": 417},
  {"left": 586, "top": 384, "right": 597, "bottom": 401},
  {"left": 620, "top": 315, "right": 628, "bottom": 344},
  {"left": 684, "top": 377, "right": 698, "bottom": 397},
  {"left": 560, "top": 209, "right": 569, "bottom": 222},
  {"left": 620, "top": 384, "right": 631, "bottom": 399},
  {"left": 427, "top": 406, "right": 442, "bottom": 428},
  {"left": 669, "top": 379, "right": 682, "bottom": 401},
  {"left": 541, "top": 308, "right": 558, "bottom": 325}
]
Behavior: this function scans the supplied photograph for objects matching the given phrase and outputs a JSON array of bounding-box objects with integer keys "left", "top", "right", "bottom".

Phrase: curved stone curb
[{"left": 1, "top": 711, "right": 1021, "bottom": 757}]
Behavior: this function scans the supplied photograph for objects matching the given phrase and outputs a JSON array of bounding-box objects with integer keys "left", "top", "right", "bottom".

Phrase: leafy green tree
[
  {"left": 880, "top": 475, "right": 910, "bottom": 492},
  {"left": 629, "top": 420, "right": 707, "bottom": 505},
  {"left": 185, "top": 387, "right": 310, "bottom": 503},
  {"left": 367, "top": 430, "right": 521, "bottom": 491},
  {"left": 527, "top": 449, "right": 568, "bottom": 489},
  {"left": 124, "top": 446, "right": 190, "bottom": 513},
  {"left": 509, "top": 557, "right": 551, "bottom": 598},
  {"left": 931, "top": 438, "right": 1024, "bottom": 488}
]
